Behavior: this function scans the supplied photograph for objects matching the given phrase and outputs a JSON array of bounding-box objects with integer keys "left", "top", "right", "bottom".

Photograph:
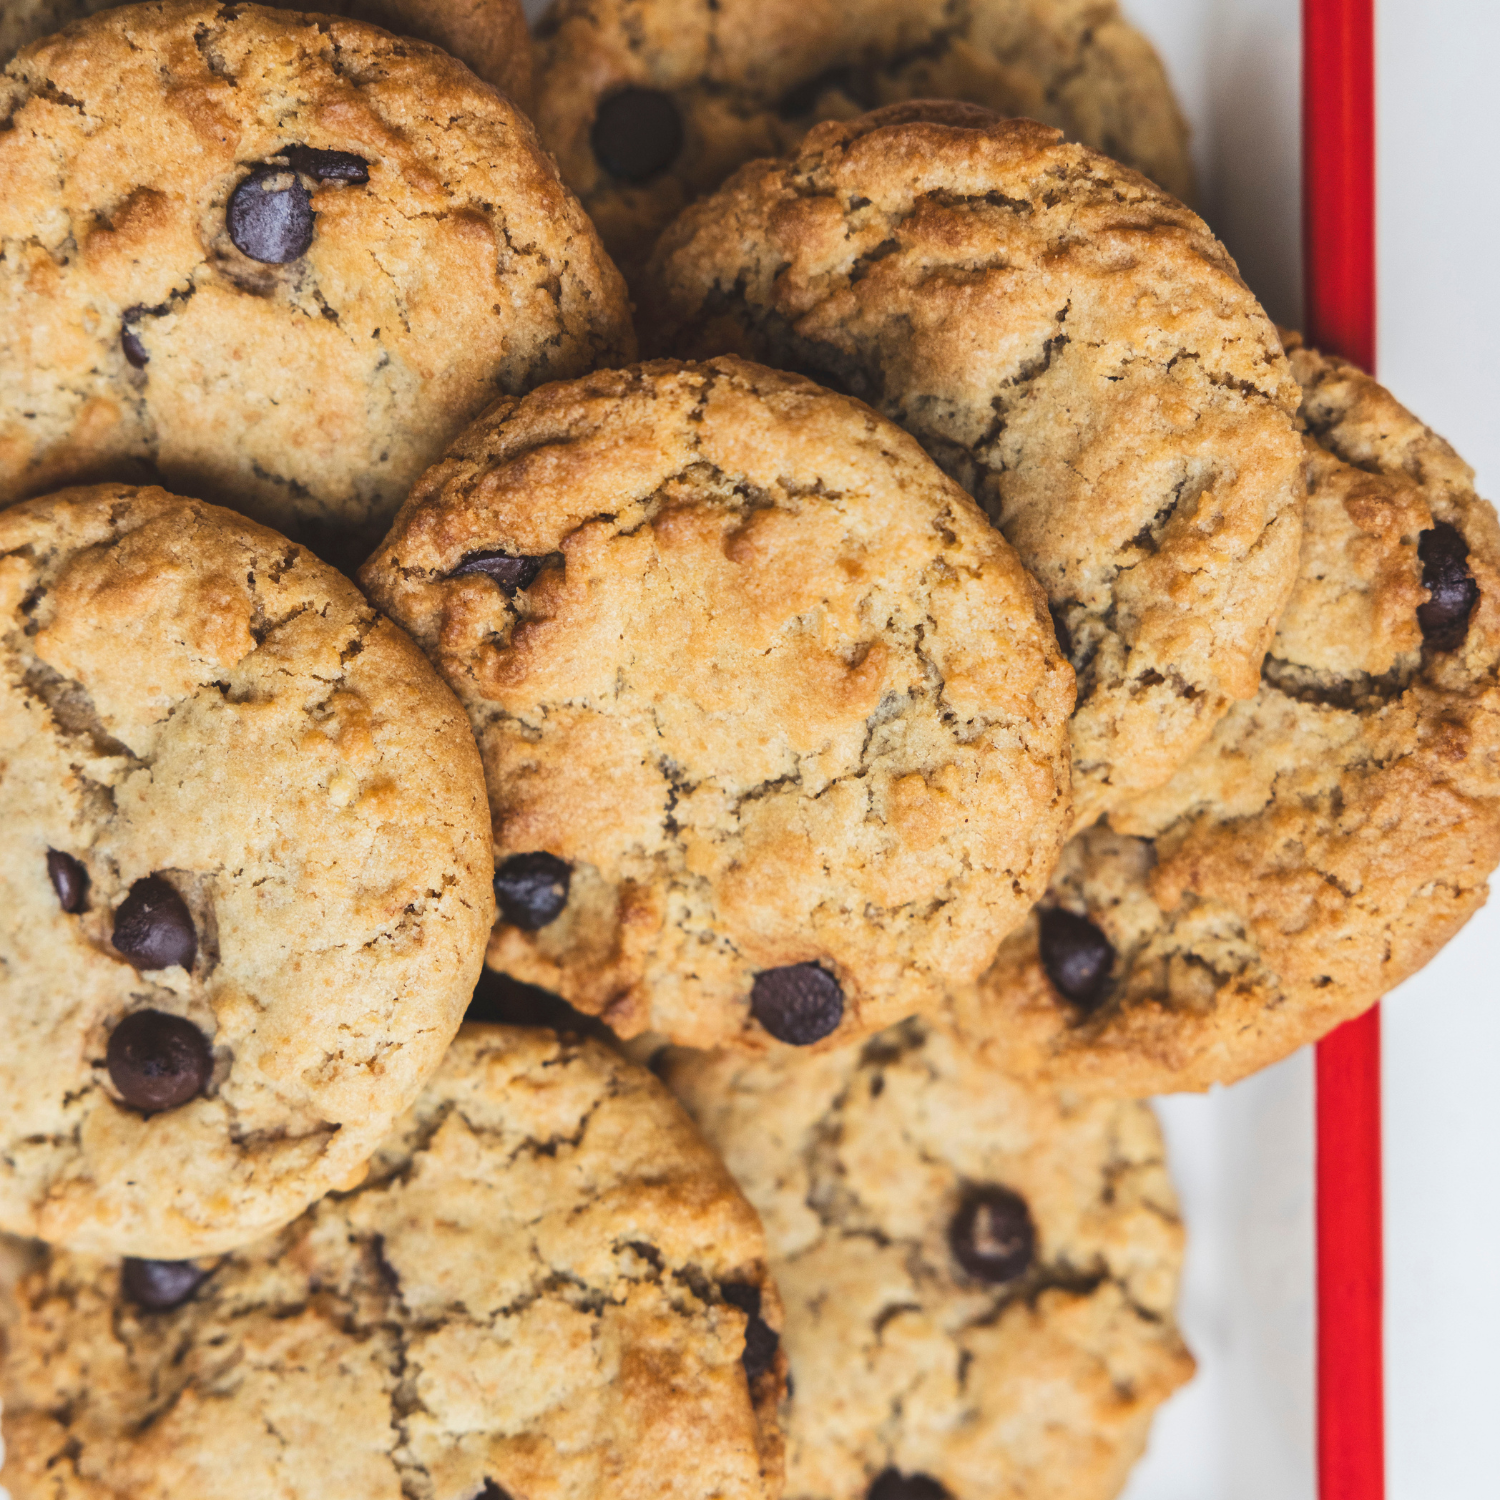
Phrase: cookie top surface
[
  {"left": 361, "top": 356, "right": 1076, "bottom": 1053},
  {"left": 0, "top": 1, "right": 632, "bottom": 562},
  {"left": 532, "top": 0, "right": 1193, "bottom": 281},
  {"left": 641, "top": 110, "right": 1305, "bottom": 831},
  {"left": 663, "top": 1015, "right": 1192, "bottom": 1499},
  {"left": 0, "top": 484, "right": 495, "bottom": 1255},
  {"left": 0, "top": 1026, "right": 787, "bottom": 1500},
  {"left": 950, "top": 338, "right": 1500, "bottom": 1095}
]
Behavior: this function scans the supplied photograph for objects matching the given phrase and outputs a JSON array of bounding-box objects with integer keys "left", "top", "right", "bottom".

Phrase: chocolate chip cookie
[
  {"left": 950, "top": 336, "right": 1500, "bottom": 1095},
  {"left": 662, "top": 1015, "right": 1193, "bottom": 1499},
  {"left": 0, "top": 2, "right": 632, "bottom": 564},
  {"left": 0, "top": 1025, "right": 787, "bottom": 1500},
  {"left": 0, "top": 484, "right": 495, "bottom": 1255},
  {"left": 361, "top": 357, "right": 1076, "bottom": 1053},
  {"left": 641, "top": 108, "right": 1305, "bottom": 831},
  {"left": 533, "top": 0, "right": 1193, "bottom": 282}
]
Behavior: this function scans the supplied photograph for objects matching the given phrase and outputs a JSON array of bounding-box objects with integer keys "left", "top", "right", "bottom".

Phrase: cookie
[
  {"left": 640, "top": 108, "right": 1306, "bottom": 831},
  {"left": 0, "top": 484, "right": 495, "bottom": 1255},
  {"left": 361, "top": 356, "right": 1076, "bottom": 1053},
  {"left": 661, "top": 1014, "right": 1193, "bottom": 1499},
  {"left": 532, "top": 0, "right": 1193, "bottom": 282},
  {"left": 949, "top": 337, "right": 1500, "bottom": 1095},
  {"left": 0, "top": 1026, "right": 788, "bottom": 1500},
  {"left": 0, "top": 0, "right": 533, "bottom": 107},
  {"left": 0, "top": 2, "right": 632, "bottom": 565}
]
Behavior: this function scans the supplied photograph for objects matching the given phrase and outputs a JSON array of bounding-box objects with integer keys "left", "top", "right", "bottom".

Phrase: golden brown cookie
[
  {"left": 0, "top": 2, "right": 631, "bottom": 565},
  {"left": 640, "top": 108, "right": 1305, "bottom": 831},
  {"left": 0, "top": 1026, "right": 787, "bottom": 1500},
  {"left": 0, "top": 485, "right": 495, "bottom": 1255},
  {"left": 949, "top": 337, "right": 1500, "bottom": 1095},
  {"left": 361, "top": 357, "right": 1075, "bottom": 1053}
]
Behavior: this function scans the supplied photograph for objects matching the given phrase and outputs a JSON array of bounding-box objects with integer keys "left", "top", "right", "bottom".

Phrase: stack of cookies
[{"left": 1, "top": 3, "right": 1494, "bottom": 1497}]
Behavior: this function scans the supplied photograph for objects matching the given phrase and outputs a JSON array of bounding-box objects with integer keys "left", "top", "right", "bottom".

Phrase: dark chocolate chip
[
  {"left": 120, "top": 309, "right": 150, "bottom": 368},
  {"left": 121, "top": 1257, "right": 210, "bottom": 1311},
  {"left": 867, "top": 1470, "right": 953, "bottom": 1500},
  {"left": 466, "top": 968, "right": 606, "bottom": 1038},
  {"left": 107, "top": 1010, "right": 213, "bottom": 1113},
  {"left": 1036, "top": 906, "right": 1114, "bottom": 1012},
  {"left": 722, "top": 1283, "right": 779, "bottom": 1379},
  {"left": 750, "top": 963, "right": 844, "bottom": 1045},
  {"left": 449, "top": 550, "right": 549, "bottom": 596},
  {"left": 227, "top": 166, "right": 314, "bottom": 264},
  {"left": 948, "top": 1184, "right": 1036, "bottom": 1284},
  {"left": 590, "top": 87, "right": 683, "bottom": 183},
  {"left": 493, "top": 853, "right": 571, "bottom": 929},
  {"left": 112, "top": 875, "right": 197, "bottom": 971},
  {"left": 281, "top": 145, "right": 370, "bottom": 183},
  {"left": 46, "top": 850, "right": 88, "bottom": 913},
  {"left": 1418, "top": 521, "right": 1479, "bottom": 651}
]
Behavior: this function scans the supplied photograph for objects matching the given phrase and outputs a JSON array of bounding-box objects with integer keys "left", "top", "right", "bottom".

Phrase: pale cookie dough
[
  {"left": 950, "top": 336, "right": 1500, "bottom": 1095},
  {"left": 641, "top": 108, "right": 1305, "bottom": 830},
  {"left": 0, "top": 485, "right": 495, "bottom": 1255},
  {"left": 362, "top": 356, "right": 1075, "bottom": 1054},
  {"left": 0, "top": 2, "right": 631, "bottom": 565},
  {"left": 663, "top": 1015, "right": 1193, "bottom": 1500},
  {"left": 0, "top": 1026, "right": 787, "bottom": 1500}
]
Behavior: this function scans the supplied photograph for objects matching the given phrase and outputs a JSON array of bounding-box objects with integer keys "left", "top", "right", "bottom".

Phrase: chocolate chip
[
  {"left": 227, "top": 166, "right": 314, "bottom": 264},
  {"left": 121, "top": 1257, "right": 210, "bottom": 1311},
  {"left": 46, "top": 850, "right": 88, "bottom": 913},
  {"left": 722, "top": 1283, "right": 779, "bottom": 1379},
  {"left": 449, "top": 550, "right": 549, "bottom": 596},
  {"left": 466, "top": 968, "right": 605, "bottom": 1037},
  {"left": 281, "top": 145, "right": 369, "bottom": 183},
  {"left": 591, "top": 87, "right": 683, "bottom": 183},
  {"left": 107, "top": 1010, "right": 212, "bottom": 1113},
  {"left": 120, "top": 309, "right": 149, "bottom": 368},
  {"left": 112, "top": 875, "right": 197, "bottom": 971},
  {"left": 867, "top": 1471, "right": 953, "bottom": 1500},
  {"left": 493, "top": 853, "right": 571, "bottom": 929},
  {"left": 949, "top": 1184, "right": 1036, "bottom": 1284},
  {"left": 750, "top": 963, "right": 844, "bottom": 1045},
  {"left": 1418, "top": 521, "right": 1480, "bottom": 651},
  {"left": 1036, "top": 906, "right": 1114, "bottom": 1012}
]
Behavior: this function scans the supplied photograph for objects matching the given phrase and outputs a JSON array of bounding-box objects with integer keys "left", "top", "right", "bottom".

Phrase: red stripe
[{"left": 1304, "top": 6, "right": 1382, "bottom": 1494}]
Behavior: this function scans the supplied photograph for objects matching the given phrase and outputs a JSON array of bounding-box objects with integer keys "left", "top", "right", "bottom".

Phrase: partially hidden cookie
[
  {"left": 0, "top": 485, "right": 495, "bottom": 1255},
  {"left": 361, "top": 357, "right": 1076, "bottom": 1053},
  {"left": 0, "top": 2, "right": 632, "bottom": 564},
  {"left": 949, "top": 337, "right": 1500, "bottom": 1095},
  {"left": 641, "top": 108, "right": 1306, "bottom": 831},
  {"left": 533, "top": 0, "right": 1193, "bottom": 281},
  {"left": 662, "top": 1014, "right": 1193, "bottom": 1499},
  {"left": 0, "top": 1026, "right": 787, "bottom": 1500}
]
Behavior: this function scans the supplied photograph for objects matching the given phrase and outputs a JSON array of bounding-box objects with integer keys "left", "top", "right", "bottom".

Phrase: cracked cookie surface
[
  {"left": 361, "top": 356, "right": 1076, "bottom": 1053},
  {"left": 641, "top": 108, "right": 1306, "bottom": 831},
  {"left": 0, "top": 484, "right": 494, "bottom": 1255},
  {"left": 533, "top": 0, "right": 1192, "bottom": 285},
  {"left": 662, "top": 1014, "right": 1192, "bottom": 1499},
  {"left": 0, "top": 1, "right": 631, "bottom": 564},
  {"left": 950, "top": 337, "right": 1500, "bottom": 1095},
  {"left": 0, "top": 1026, "right": 787, "bottom": 1500}
]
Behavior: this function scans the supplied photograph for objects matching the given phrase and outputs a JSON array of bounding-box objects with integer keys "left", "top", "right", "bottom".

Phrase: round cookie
[
  {"left": 0, "top": 1026, "right": 788, "bottom": 1500},
  {"left": 661, "top": 1014, "right": 1194, "bottom": 1500},
  {"left": 0, "top": 484, "right": 495, "bottom": 1255},
  {"left": 950, "top": 337, "right": 1500, "bottom": 1095},
  {"left": 532, "top": 0, "right": 1193, "bottom": 282},
  {"left": 361, "top": 356, "right": 1076, "bottom": 1053},
  {"left": 0, "top": 2, "right": 632, "bottom": 565},
  {"left": 641, "top": 107, "right": 1306, "bottom": 831}
]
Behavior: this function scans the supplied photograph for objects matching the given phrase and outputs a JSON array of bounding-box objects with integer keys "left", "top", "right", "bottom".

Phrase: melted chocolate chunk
[
  {"left": 1036, "top": 906, "right": 1115, "bottom": 1012},
  {"left": 227, "top": 166, "right": 315, "bottom": 264},
  {"left": 750, "top": 963, "right": 844, "bottom": 1045},
  {"left": 1418, "top": 521, "right": 1480, "bottom": 651},
  {"left": 121, "top": 1257, "right": 211, "bottom": 1311},
  {"left": 591, "top": 87, "right": 684, "bottom": 183},
  {"left": 107, "top": 1010, "right": 213, "bottom": 1113},
  {"left": 948, "top": 1184, "right": 1036, "bottom": 1284},
  {"left": 722, "top": 1282, "right": 779, "bottom": 1379},
  {"left": 281, "top": 145, "right": 370, "bottom": 183},
  {"left": 120, "top": 308, "right": 150, "bottom": 368},
  {"left": 493, "top": 853, "right": 571, "bottom": 929},
  {"left": 46, "top": 850, "right": 88, "bottom": 913},
  {"left": 868, "top": 1470, "right": 953, "bottom": 1500},
  {"left": 449, "top": 550, "right": 549, "bottom": 596},
  {"left": 112, "top": 875, "right": 197, "bottom": 971}
]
